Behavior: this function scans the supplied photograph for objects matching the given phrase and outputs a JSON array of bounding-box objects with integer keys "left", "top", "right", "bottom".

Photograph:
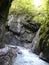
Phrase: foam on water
[{"left": 13, "top": 46, "right": 49, "bottom": 65}]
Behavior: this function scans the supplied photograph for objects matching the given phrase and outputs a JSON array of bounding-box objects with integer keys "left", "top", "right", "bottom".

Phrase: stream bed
[{"left": 13, "top": 46, "right": 49, "bottom": 65}]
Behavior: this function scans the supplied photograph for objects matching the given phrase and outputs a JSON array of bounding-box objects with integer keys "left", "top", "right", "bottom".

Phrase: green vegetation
[
  {"left": 9, "top": 0, "right": 35, "bottom": 21},
  {"left": 38, "top": 0, "right": 49, "bottom": 58},
  {"left": 9, "top": 0, "right": 48, "bottom": 24},
  {"left": 9, "top": 0, "right": 35, "bottom": 15}
]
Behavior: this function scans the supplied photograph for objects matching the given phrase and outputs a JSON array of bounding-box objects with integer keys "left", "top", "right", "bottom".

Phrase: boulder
[
  {"left": 4, "top": 32, "right": 19, "bottom": 45},
  {"left": 20, "top": 31, "right": 35, "bottom": 43},
  {"left": 0, "top": 45, "right": 17, "bottom": 65}
]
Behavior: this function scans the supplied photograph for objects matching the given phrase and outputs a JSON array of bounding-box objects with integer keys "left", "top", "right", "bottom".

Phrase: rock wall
[
  {"left": 0, "top": 0, "right": 14, "bottom": 65},
  {"left": 5, "top": 14, "right": 40, "bottom": 49}
]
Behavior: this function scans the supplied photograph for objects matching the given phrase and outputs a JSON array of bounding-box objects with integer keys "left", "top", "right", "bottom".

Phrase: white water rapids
[{"left": 13, "top": 46, "right": 49, "bottom": 65}]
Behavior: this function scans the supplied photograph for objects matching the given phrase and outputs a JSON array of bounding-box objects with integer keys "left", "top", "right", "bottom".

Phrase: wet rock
[
  {"left": 6, "top": 18, "right": 36, "bottom": 44},
  {"left": 20, "top": 31, "right": 35, "bottom": 43},
  {"left": 0, "top": 25, "right": 5, "bottom": 48},
  {"left": 39, "top": 52, "right": 49, "bottom": 63},
  {"left": 9, "top": 22, "right": 21, "bottom": 36},
  {"left": 0, "top": 45, "right": 14, "bottom": 65},
  {"left": 8, "top": 45, "right": 22, "bottom": 54},
  {"left": 21, "top": 27, "right": 25, "bottom": 34},
  {"left": 18, "top": 51, "right": 22, "bottom": 54},
  {"left": 22, "top": 21, "right": 41, "bottom": 32},
  {"left": 4, "top": 32, "right": 18, "bottom": 45},
  {"left": 0, "top": 28, "right": 3, "bottom": 41},
  {"left": 5, "top": 14, "right": 41, "bottom": 50}
]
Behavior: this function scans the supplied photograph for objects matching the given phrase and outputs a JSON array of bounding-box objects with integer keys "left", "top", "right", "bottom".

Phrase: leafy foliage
[
  {"left": 9, "top": 0, "right": 35, "bottom": 15},
  {"left": 9, "top": 0, "right": 48, "bottom": 24}
]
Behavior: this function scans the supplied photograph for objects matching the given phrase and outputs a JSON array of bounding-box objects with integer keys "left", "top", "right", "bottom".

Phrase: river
[{"left": 12, "top": 46, "right": 49, "bottom": 65}]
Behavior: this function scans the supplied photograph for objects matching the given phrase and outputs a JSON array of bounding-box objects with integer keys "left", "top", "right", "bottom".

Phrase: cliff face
[
  {"left": 39, "top": 0, "right": 49, "bottom": 59},
  {"left": 0, "top": 0, "right": 13, "bottom": 48},
  {"left": 0, "top": 1, "right": 14, "bottom": 65},
  {"left": 38, "top": 23, "right": 48, "bottom": 56}
]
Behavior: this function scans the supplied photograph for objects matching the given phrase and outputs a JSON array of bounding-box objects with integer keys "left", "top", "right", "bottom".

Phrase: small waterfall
[{"left": 17, "top": 18, "right": 21, "bottom": 33}]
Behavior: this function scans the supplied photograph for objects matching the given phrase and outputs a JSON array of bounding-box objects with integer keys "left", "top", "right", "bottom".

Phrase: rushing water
[{"left": 13, "top": 46, "right": 49, "bottom": 65}]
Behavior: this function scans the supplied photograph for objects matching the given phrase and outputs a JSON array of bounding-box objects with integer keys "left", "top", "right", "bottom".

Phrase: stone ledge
[{"left": 0, "top": 46, "right": 9, "bottom": 56}]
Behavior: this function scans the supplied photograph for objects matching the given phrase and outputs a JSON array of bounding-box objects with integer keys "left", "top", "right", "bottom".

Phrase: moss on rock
[{"left": 38, "top": 20, "right": 49, "bottom": 58}]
